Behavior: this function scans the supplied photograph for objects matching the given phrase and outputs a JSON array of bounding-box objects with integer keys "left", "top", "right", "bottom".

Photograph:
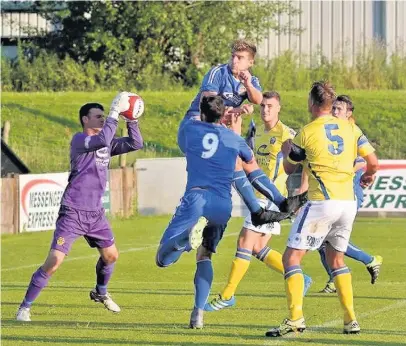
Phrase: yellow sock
[
  {"left": 262, "top": 248, "right": 284, "bottom": 274},
  {"left": 285, "top": 266, "right": 304, "bottom": 321},
  {"left": 332, "top": 267, "right": 356, "bottom": 323},
  {"left": 221, "top": 248, "right": 251, "bottom": 300}
]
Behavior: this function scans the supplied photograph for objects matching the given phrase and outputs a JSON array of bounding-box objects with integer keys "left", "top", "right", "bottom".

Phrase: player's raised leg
[
  {"left": 345, "top": 242, "right": 383, "bottom": 284},
  {"left": 156, "top": 191, "right": 207, "bottom": 268}
]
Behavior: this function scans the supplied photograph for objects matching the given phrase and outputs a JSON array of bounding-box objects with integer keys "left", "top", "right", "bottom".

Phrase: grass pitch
[{"left": 1, "top": 216, "right": 406, "bottom": 345}]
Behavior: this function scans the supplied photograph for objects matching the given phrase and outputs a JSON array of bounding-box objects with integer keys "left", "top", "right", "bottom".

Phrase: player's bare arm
[
  {"left": 239, "top": 70, "right": 263, "bottom": 104},
  {"left": 360, "top": 152, "right": 379, "bottom": 188}
]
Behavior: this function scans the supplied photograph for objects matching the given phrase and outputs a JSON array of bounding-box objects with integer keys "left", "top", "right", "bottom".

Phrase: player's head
[
  {"left": 308, "top": 81, "right": 336, "bottom": 117},
  {"left": 200, "top": 95, "right": 225, "bottom": 123},
  {"left": 332, "top": 95, "right": 355, "bottom": 122},
  {"left": 79, "top": 103, "right": 105, "bottom": 131},
  {"left": 229, "top": 39, "right": 256, "bottom": 74},
  {"left": 260, "top": 91, "right": 281, "bottom": 124}
]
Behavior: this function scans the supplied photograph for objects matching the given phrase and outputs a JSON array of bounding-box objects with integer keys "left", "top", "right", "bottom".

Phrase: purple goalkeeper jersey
[{"left": 61, "top": 117, "right": 143, "bottom": 211}]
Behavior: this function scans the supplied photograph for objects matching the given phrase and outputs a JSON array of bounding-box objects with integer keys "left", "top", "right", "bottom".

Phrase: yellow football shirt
[
  {"left": 254, "top": 120, "right": 296, "bottom": 196},
  {"left": 287, "top": 115, "right": 375, "bottom": 201}
]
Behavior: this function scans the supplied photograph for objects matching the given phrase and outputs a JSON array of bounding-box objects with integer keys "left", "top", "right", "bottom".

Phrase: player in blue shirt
[
  {"left": 179, "top": 39, "right": 306, "bottom": 228},
  {"left": 180, "top": 39, "right": 262, "bottom": 126},
  {"left": 156, "top": 96, "right": 292, "bottom": 330}
]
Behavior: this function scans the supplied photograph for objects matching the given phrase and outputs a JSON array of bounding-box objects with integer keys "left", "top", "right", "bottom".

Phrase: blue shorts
[
  {"left": 160, "top": 189, "right": 232, "bottom": 252},
  {"left": 202, "top": 224, "right": 227, "bottom": 253}
]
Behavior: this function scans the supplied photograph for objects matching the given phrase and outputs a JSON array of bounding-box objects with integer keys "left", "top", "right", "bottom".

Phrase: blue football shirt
[
  {"left": 181, "top": 120, "right": 253, "bottom": 198},
  {"left": 185, "top": 64, "right": 261, "bottom": 119}
]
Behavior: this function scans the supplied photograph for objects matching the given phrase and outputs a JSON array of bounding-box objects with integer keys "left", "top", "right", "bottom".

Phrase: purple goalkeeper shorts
[{"left": 51, "top": 205, "right": 114, "bottom": 255}]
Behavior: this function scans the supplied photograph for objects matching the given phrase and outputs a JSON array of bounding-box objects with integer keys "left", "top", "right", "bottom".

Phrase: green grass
[
  {"left": 1, "top": 90, "right": 406, "bottom": 173},
  {"left": 1, "top": 216, "right": 406, "bottom": 345}
]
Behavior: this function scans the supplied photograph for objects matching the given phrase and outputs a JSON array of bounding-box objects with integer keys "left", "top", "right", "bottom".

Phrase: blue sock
[
  {"left": 156, "top": 235, "right": 187, "bottom": 268},
  {"left": 247, "top": 169, "right": 285, "bottom": 206},
  {"left": 194, "top": 259, "right": 213, "bottom": 310},
  {"left": 345, "top": 241, "right": 373, "bottom": 265},
  {"left": 232, "top": 170, "right": 261, "bottom": 213},
  {"left": 318, "top": 244, "right": 333, "bottom": 283}
]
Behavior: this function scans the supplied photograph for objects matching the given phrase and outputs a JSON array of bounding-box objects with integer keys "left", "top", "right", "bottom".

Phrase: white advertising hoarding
[
  {"left": 137, "top": 158, "right": 406, "bottom": 216},
  {"left": 360, "top": 160, "right": 406, "bottom": 212},
  {"left": 19, "top": 172, "right": 111, "bottom": 232},
  {"left": 19, "top": 173, "right": 69, "bottom": 232}
]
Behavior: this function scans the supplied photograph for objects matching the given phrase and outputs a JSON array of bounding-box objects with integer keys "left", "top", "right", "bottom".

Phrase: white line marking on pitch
[{"left": 2, "top": 225, "right": 279, "bottom": 272}]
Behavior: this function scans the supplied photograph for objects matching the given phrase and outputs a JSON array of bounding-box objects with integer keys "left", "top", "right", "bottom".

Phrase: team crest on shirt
[
  {"left": 96, "top": 148, "right": 110, "bottom": 167},
  {"left": 269, "top": 137, "right": 276, "bottom": 145},
  {"left": 57, "top": 237, "right": 65, "bottom": 246},
  {"left": 222, "top": 92, "right": 243, "bottom": 105}
]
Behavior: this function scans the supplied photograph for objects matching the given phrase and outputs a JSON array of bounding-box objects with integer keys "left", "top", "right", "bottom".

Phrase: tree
[{"left": 33, "top": 1, "right": 301, "bottom": 86}]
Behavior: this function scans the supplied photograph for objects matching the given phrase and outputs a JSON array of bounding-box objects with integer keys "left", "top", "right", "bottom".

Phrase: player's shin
[
  {"left": 332, "top": 267, "right": 356, "bottom": 323},
  {"left": 232, "top": 170, "right": 261, "bottom": 213},
  {"left": 222, "top": 248, "right": 252, "bottom": 300},
  {"left": 247, "top": 169, "right": 285, "bottom": 206},
  {"left": 20, "top": 267, "right": 51, "bottom": 309},
  {"left": 284, "top": 265, "right": 304, "bottom": 321},
  {"left": 194, "top": 259, "right": 213, "bottom": 309},
  {"left": 96, "top": 257, "right": 115, "bottom": 295},
  {"left": 345, "top": 242, "right": 373, "bottom": 265},
  {"left": 255, "top": 247, "right": 284, "bottom": 274},
  {"left": 318, "top": 245, "right": 333, "bottom": 282}
]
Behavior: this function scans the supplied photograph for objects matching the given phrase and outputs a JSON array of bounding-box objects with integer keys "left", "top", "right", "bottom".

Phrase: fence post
[
  {"left": 2, "top": 121, "right": 11, "bottom": 144},
  {"left": 13, "top": 175, "right": 19, "bottom": 234}
]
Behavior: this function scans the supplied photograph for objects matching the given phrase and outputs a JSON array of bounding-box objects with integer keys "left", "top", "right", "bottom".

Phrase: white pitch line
[
  {"left": 2, "top": 224, "right": 290, "bottom": 272},
  {"left": 313, "top": 299, "right": 406, "bottom": 328},
  {"left": 0, "top": 228, "right": 241, "bottom": 272},
  {"left": 1, "top": 244, "right": 157, "bottom": 272}
]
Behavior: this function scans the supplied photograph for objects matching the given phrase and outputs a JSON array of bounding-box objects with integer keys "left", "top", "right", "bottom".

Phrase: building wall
[
  {"left": 257, "top": 0, "right": 406, "bottom": 64},
  {"left": 1, "top": 12, "right": 52, "bottom": 39}
]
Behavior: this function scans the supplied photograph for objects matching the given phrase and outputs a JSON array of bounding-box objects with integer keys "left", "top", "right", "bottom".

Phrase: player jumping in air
[{"left": 156, "top": 96, "right": 303, "bottom": 329}]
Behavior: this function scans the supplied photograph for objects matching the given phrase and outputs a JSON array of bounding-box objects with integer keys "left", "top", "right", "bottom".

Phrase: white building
[
  {"left": 257, "top": 0, "right": 406, "bottom": 63},
  {"left": 1, "top": 0, "right": 405, "bottom": 62}
]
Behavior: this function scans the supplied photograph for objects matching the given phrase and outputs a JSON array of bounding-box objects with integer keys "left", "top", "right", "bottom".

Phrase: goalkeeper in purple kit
[{"left": 16, "top": 92, "right": 144, "bottom": 322}]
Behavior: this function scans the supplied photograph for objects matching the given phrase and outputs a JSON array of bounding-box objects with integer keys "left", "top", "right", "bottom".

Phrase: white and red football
[{"left": 120, "top": 93, "right": 145, "bottom": 121}]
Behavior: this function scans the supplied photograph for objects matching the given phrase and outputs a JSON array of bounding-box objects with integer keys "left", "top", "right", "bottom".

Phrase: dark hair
[
  {"left": 262, "top": 91, "right": 281, "bottom": 103},
  {"left": 336, "top": 94, "right": 354, "bottom": 112},
  {"left": 231, "top": 39, "right": 257, "bottom": 58},
  {"left": 309, "top": 81, "right": 336, "bottom": 110},
  {"left": 79, "top": 103, "right": 104, "bottom": 127},
  {"left": 200, "top": 96, "right": 225, "bottom": 123}
]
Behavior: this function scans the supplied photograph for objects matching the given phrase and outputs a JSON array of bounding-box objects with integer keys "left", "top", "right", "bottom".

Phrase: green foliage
[
  {"left": 252, "top": 42, "right": 406, "bottom": 91},
  {"left": 30, "top": 1, "right": 300, "bottom": 85},
  {"left": 3, "top": 40, "right": 405, "bottom": 92},
  {"left": 1, "top": 91, "right": 405, "bottom": 173}
]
